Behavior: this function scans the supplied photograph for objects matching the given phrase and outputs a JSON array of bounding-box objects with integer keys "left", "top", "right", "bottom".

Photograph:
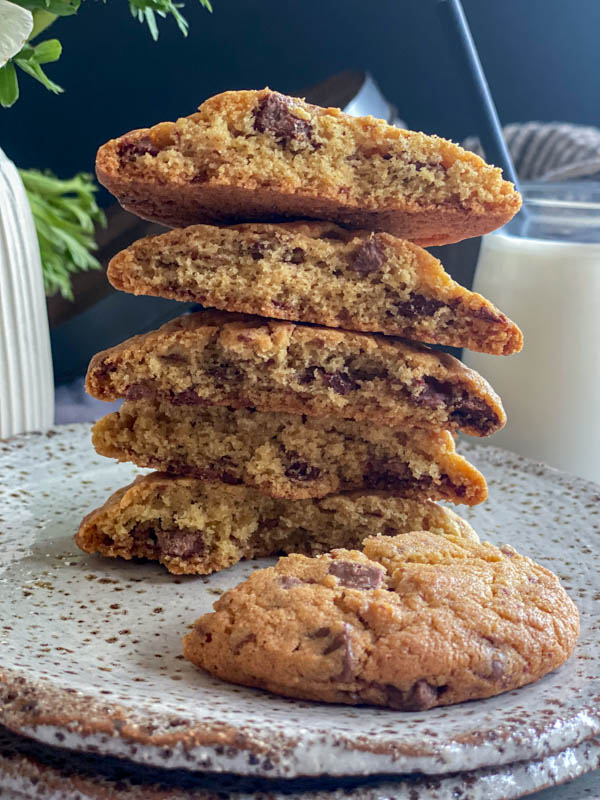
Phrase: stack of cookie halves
[{"left": 77, "top": 90, "right": 579, "bottom": 710}]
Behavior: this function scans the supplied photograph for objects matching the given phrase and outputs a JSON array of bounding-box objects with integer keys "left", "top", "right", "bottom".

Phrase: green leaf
[
  {"left": 0, "top": 62, "right": 19, "bottom": 108},
  {"left": 14, "top": 38, "right": 63, "bottom": 94},
  {"left": 18, "top": 169, "right": 106, "bottom": 300},
  {"left": 33, "top": 38, "right": 61, "bottom": 63},
  {"left": 128, "top": 0, "right": 211, "bottom": 40},
  {"left": 11, "top": 0, "right": 80, "bottom": 17}
]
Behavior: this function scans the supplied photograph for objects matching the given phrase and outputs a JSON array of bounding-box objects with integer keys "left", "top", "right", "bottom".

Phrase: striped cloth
[{"left": 463, "top": 122, "right": 600, "bottom": 181}]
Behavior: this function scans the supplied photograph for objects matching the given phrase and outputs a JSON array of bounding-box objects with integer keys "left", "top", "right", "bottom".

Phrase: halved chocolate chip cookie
[{"left": 96, "top": 89, "right": 521, "bottom": 246}]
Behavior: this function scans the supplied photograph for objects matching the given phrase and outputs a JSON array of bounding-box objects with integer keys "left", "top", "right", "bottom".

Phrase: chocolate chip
[
  {"left": 156, "top": 529, "right": 205, "bottom": 558},
  {"left": 158, "top": 353, "right": 189, "bottom": 364},
  {"left": 298, "top": 366, "right": 358, "bottom": 394},
  {"left": 298, "top": 367, "right": 316, "bottom": 385},
  {"left": 248, "top": 241, "right": 267, "bottom": 261},
  {"left": 279, "top": 575, "right": 303, "bottom": 589},
  {"left": 381, "top": 680, "right": 445, "bottom": 710},
  {"left": 95, "top": 358, "right": 117, "bottom": 380},
  {"left": 284, "top": 459, "right": 321, "bottom": 482},
  {"left": 117, "top": 136, "right": 159, "bottom": 160},
  {"left": 471, "top": 305, "right": 505, "bottom": 323},
  {"left": 395, "top": 294, "right": 446, "bottom": 318},
  {"left": 169, "top": 389, "right": 210, "bottom": 406},
  {"left": 450, "top": 398, "right": 498, "bottom": 434},
  {"left": 349, "top": 237, "right": 386, "bottom": 275},
  {"left": 321, "top": 370, "right": 358, "bottom": 395},
  {"left": 125, "top": 382, "right": 155, "bottom": 401},
  {"left": 253, "top": 93, "right": 316, "bottom": 147},
  {"left": 324, "top": 623, "right": 354, "bottom": 681},
  {"left": 413, "top": 377, "right": 454, "bottom": 409},
  {"left": 310, "top": 627, "right": 331, "bottom": 638},
  {"left": 328, "top": 560, "right": 384, "bottom": 590},
  {"left": 284, "top": 247, "right": 305, "bottom": 264}
]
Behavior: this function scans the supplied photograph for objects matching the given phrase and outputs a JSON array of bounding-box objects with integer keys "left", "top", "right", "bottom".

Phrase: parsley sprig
[
  {"left": 0, "top": 0, "right": 212, "bottom": 108},
  {"left": 19, "top": 168, "right": 106, "bottom": 300}
]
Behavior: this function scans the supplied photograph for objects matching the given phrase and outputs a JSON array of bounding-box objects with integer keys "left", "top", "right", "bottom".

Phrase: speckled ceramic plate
[
  {"left": 0, "top": 725, "right": 599, "bottom": 800},
  {"left": 1, "top": 425, "right": 599, "bottom": 781}
]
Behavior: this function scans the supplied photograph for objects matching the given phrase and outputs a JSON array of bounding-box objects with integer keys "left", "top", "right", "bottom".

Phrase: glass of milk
[{"left": 463, "top": 182, "right": 600, "bottom": 483}]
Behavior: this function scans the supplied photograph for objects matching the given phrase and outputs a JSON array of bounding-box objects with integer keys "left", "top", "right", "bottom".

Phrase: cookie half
[
  {"left": 92, "top": 398, "right": 487, "bottom": 504},
  {"left": 75, "top": 473, "right": 479, "bottom": 575},
  {"left": 96, "top": 89, "right": 521, "bottom": 246},
  {"left": 183, "top": 532, "right": 579, "bottom": 710},
  {"left": 108, "top": 222, "right": 523, "bottom": 355},
  {"left": 86, "top": 310, "right": 505, "bottom": 436}
]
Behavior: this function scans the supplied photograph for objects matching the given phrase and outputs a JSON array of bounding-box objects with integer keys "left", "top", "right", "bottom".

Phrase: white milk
[{"left": 464, "top": 232, "right": 600, "bottom": 483}]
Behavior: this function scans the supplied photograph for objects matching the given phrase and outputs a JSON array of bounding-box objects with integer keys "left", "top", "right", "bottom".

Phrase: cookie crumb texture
[
  {"left": 183, "top": 533, "right": 579, "bottom": 710},
  {"left": 86, "top": 310, "right": 506, "bottom": 436},
  {"left": 96, "top": 89, "right": 521, "bottom": 246},
  {"left": 75, "top": 473, "right": 478, "bottom": 575},
  {"left": 92, "top": 398, "right": 487, "bottom": 504},
  {"left": 108, "top": 222, "right": 522, "bottom": 355}
]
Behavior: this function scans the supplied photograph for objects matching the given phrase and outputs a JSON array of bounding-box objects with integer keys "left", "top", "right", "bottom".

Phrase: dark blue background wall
[{"left": 3, "top": 0, "right": 599, "bottom": 191}]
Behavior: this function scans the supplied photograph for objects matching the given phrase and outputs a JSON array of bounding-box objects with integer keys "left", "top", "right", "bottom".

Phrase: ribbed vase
[{"left": 0, "top": 148, "right": 54, "bottom": 437}]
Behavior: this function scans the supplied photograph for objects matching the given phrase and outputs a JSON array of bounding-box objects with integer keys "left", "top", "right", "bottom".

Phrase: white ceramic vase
[{"left": 0, "top": 148, "right": 54, "bottom": 437}]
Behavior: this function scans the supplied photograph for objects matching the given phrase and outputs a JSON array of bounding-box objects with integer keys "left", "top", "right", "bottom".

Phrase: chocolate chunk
[
  {"left": 414, "top": 377, "right": 454, "bottom": 409},
  {"left": 298, "top": 367, "right": 316, "bottom": 385},
  {"left": 396, "top": 294, "right": 446, "bottom": 318},
  {"left": 381, "top": 680, "right": 445, "bottom": 710},
  {"left": 279, "top": 575, "right": 303, "bottom": 589},
  {"left": 155, "top": 529, "right": 205, "bottom": 558},
  {"left": 451, "top": 398, "right": 498, "bottom": 433},
  {"left": 95, "top": 358, "right": 117, "bottom": 381},
  {"left": 321, "top": 623, "right": 354, "bottom": 681},
  {"left": 125, "top": 382, "right": 155, "bottom": 401},
  {"left": 170, "top": 389, "right": 210, "bottom": 406},
  {"left": 320, "top": 370, "right": 358, "bottom": 395},
  {"left": 310, "top": 627, "right": 331, "bottom": 638},
  {"left": 283, "top": 247, "right": 305, "bottom": 264},
  {"left": 284, "top": 459, "right": 321, "bottom": 482},
  {"left": 328, "top": 560, "right": 384, "bottom": 590},
  {"left": 471, "top": 305, "right": 505, "bottom": 323},
  {"left": 117, "top": 136, "right": 159, "bottom": 161},
  {"left": 349, "top": 237, "right": 386, "bottom": 275},
  {"left": 158, "top": 353, "right": 189, "bottom": 364},
  {"left": 248, "top": 241, "right": 267, "bottom": 261},
  {"left": 253, "top": 93, "right": 315, "bottom": 147}
]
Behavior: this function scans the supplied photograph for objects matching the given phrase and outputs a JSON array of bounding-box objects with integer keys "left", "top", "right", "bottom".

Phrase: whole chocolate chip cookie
[
  {"left": 96, "top": 89, "right": 521, "bottom": 246},
  {"left": 183, "top": 532, "right": 579, "bottom": 710},
  {"left": 107, "top": 221, "right": 522, "bottom": 355}
]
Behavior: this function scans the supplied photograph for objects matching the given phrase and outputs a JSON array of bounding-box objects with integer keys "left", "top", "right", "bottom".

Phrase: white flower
[{"left": 0, "top": 0, "right": 33, "bottom": 67}]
